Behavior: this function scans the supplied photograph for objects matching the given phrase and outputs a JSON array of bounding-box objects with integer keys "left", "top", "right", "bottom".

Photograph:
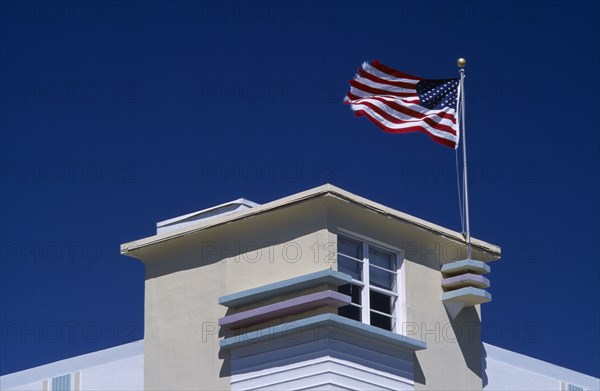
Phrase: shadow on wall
[
  {"left": 455, "top": 306, "right": 484, "bottom": 380},
  {"left": 413, "top": 306, "right": 483, "bottom": 387},
  {"left": 140, "top": 198, "right": 329, "bottom": 280},
  {"left": 413, "top": 351, "right": 426, "bottom": 385},
  {"left": 482, "top": 343, "right": 489, "bottom": 388},
  {"left": 219, "top": 348, "right": 231, "bottom": 379}
]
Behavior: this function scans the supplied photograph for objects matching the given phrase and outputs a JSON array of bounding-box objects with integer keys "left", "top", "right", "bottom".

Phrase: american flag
[{"left": 345, "top": 60, "right": 460, "bottom": 148}]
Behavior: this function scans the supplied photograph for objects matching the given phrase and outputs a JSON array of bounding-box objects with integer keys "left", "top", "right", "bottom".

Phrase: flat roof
[
  {"left": 156, "top": 198, "right": 260, "bottom": 229},
  {"left": 0, "top": 341, "right": 143, "bottom": 389},
  {"left": 121, "top": 184, "right": 501, "bottom": 257},
  {"left": 483, "top": 343, "right": 599, "bottom": 389}
]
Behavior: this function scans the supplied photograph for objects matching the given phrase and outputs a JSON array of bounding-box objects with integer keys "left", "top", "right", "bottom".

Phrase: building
[
  {"left": 2, "top": 341, "right": 596, "bottom": 391},
  {"left": 0, "top": 341, "right": 143, "bottom": 391},
  {"left": 2, "top": 184, "right": 598, "bottom": 390}
]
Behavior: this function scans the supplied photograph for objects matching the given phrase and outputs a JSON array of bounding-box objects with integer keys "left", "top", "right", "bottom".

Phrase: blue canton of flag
[{"left": 416, "top": 79, "right": 460, "bottom": 110}]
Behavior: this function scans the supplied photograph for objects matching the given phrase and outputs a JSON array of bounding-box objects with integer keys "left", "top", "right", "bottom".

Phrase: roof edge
[
  {"left": 156, "top": 198, "right": 260, "bottom": 228},
  {"left": 121, "top": 184, "right": 501, "bottom": 257}
]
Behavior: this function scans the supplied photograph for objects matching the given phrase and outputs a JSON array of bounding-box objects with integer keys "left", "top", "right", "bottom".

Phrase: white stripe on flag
[
  {"left": 351, "top": 104, "right": 459, "bottom": 143},
  {"left": 361, "top": 62, "right": 420, "bottom": 84},
  {"left": 350, "top": 98, "right": 457, "bottom": 128},
  {"left": 352, "top": 77, "right": 418, "bottom": 94}
]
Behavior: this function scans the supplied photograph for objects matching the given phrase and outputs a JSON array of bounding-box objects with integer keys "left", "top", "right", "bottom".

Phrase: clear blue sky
[{"left": 1, "top": 0, "right": 598, "bottom": 378}]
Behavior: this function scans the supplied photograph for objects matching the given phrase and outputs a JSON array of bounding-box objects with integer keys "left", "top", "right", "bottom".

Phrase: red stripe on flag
[
  {"left": 349, "top": 80, "right": 415, "bottom": 98},
  {"left": 354, "top": 109, "right": 457, "bottom": 148},
  {"left": 371, "top": 60, "right": 421, "bottom": 81},
  {"left": 346, "top": 95, "right": 456, "bottom": 125},
  {"left": 357, "top": 68, "right": 417, "bottom": 90},
  {"left": 352, "top": 95, "right": 456, "bottom": 124},
  {"left": 345, "top": 60, "right": 460, "bottom": 148},
  {"left": 356, "top": 101, "right": 457, "bottom": 137}
]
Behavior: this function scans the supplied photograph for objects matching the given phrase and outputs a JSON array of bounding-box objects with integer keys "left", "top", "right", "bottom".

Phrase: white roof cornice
[{"left": 121, "top": 184, "right": 500, "bottom": 257}]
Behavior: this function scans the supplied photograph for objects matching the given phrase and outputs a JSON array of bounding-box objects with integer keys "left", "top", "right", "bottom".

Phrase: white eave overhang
[{"left": 120, "top": 184, "right": 501, "bottom": 258}]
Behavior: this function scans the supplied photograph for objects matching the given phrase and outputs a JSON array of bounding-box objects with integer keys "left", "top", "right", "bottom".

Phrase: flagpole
[{"left": 457, "top": 58, "right": 472, "bottom": 260}]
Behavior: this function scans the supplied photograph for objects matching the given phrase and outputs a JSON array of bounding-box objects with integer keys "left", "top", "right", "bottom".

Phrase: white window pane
[
  {"left": 370, "top": 246, "right": 395, "bottom": 271},
  {"left": 339, "top": 283, "right": 362, "bottom": 306},
  {"left": 369, "top": 266, "right": 394, "bottom": 290},
  {"left": 338, "top": 284, "right": 362, "bottom": 322},
  {"left": 370, "top": 311, "right": 393, "bottom": 331},
  {"left": 338, "top": 236, "right": 362, "bottom": 259},
  {"left": 336, "top": 234, "right": 400, "bottom": 333},
  {"left": 370, "top": 289, "right": 395, "bottom": 332},
  {"left": 338, "top": 254, "right": 363, "bottom": 281},
  {"left": 370, "top": 290, "right": 394, "bottom": 315}
]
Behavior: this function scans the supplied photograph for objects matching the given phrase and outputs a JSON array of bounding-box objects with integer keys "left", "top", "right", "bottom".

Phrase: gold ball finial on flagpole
[{"left": 457, "top": 58, "right": 466, "bottom": 68}]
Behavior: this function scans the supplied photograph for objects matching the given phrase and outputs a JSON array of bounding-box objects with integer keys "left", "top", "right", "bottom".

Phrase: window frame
[{"left": 336, "top": 229, "right": 406, "bottom": 334}]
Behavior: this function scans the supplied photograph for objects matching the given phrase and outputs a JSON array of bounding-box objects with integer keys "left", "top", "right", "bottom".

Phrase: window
[
  {"left": 337, "top": 234, "right": 401, "bottom": 332},
  {"left": 564, "top": 383, "right": 585, "bottom": 391},
  {"left": 49, "top": 372, "right": 79, "bottom": 391},
  {"left": 51, "top": 374, "right": 71, "bottom": 391}
]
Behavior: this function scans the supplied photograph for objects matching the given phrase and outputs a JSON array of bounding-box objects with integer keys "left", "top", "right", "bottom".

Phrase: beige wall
[
  {"left": 326, "top": 197, "right": 487, "bottom": 390},
  {"left": 406, "top": 262, "right": 483, "bottom": 390},
  {"left": 135, "top": 197, "right": 335, "bottom": 391},
  {"left": 127, "top": 193, "right": 498, "bottom": 391}
]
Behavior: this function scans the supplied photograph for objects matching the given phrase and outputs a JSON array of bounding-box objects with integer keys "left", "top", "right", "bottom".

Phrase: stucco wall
[
  {"left": 140, "top": 197, "right": 335, "bottom": 390},
  {"left": 131, "top": 192, "right": 496, "bottom": 390},
  {"left": 406, "top": 262, "right": 483, "bottom": 390},
  {"left": 326, "top": 198, "right": 485, "bottom": 390}
]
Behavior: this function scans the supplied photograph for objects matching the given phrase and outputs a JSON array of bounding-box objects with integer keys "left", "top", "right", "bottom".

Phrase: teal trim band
[
  {"left": 219, "top": 269, "right": 352, "bottom": 308},
  {"left": 220, "top": 313, "right": 426, "bottom": 351},
  {"left": 442, "top": 287, "right": 492, "bottom": 302},
  {"left": 441, "top": 259, "right": 490, "bottom": 275}
]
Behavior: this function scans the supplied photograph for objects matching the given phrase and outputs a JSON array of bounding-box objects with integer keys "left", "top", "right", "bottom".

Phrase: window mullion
[
  {"left": 369, "top": 285, "right": 398, "bottom": 296},
  {"left": 339, "top": 253, "right": 364, "bottom": 264},
  {"left": 369, "top": 262, "right": 398, "bottom": 274},
  {"left": 369, "top": 308, "right": 397, "bottom": 318}
]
